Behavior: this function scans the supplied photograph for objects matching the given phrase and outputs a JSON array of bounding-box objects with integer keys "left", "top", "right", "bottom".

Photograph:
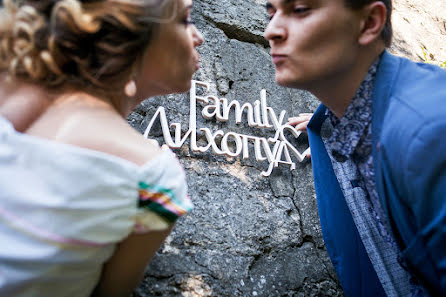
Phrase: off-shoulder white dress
[{"left": 0, "top": 115, "right": 192, "bottom": 297}]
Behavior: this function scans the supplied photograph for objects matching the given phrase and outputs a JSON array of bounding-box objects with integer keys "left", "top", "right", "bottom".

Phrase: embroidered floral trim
[{"left": 138, "top": 181, "right": 190, "bottom": 223}]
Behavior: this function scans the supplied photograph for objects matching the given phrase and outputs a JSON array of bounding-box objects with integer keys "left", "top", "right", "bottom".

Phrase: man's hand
[
  {"left": 288, "top": 113, "right": 312, "bottom": 131},
  {"left": 287, "top": 113, "right": 313, "bottom": 158}
]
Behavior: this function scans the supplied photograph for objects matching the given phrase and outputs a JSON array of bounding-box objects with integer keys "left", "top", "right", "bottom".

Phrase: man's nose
[{"left": 264, "top": 15, "right": 287, "bottom": 42}]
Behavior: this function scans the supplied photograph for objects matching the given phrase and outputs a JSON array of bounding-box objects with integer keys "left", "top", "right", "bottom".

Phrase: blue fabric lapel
[
  {"left": 371, "top": 51, "right": 401, "bottom": 220},
  {"left": 307, "top": 105, "right": 385, "bottom": 297}
]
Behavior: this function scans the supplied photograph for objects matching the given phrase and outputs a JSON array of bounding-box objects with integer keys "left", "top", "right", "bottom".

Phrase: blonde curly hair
[{"left": 0, "top": 0, "right": 175, "bottom": 92}]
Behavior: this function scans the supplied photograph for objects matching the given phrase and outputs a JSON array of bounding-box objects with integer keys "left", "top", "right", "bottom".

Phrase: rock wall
[
  {"left": 391, "top": 0, "right": 446, "bottom": 63},
  {"left": 129, "top": 0, "right": 343, "bottom": 296}
]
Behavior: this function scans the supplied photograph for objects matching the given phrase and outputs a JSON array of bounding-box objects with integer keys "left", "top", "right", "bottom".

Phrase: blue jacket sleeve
[{"left": 403, "top": 119, "right": 446, "bottom": 295}]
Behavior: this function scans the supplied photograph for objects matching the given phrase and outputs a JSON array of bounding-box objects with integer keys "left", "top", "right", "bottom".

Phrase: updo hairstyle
[{"left": 0, "top": 0, "right": 175, "bottom": 92}]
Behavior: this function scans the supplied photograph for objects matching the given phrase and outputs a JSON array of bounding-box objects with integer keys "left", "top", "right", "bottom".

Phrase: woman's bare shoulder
[
  {"left": 67, "top": 113, "right": 163, "bottom": 166},
  {"left": 89, "top": 115, "right": 163, "bottom": 166},
  {"left": 0, "top": 79, "right": 55, "bottom": 132},
  {"left": 26, "top": 98, "right": 163, "bottom": 166}
]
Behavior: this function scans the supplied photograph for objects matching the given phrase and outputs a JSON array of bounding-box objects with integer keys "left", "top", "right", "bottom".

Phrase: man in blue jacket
[{"left": 264, "top": 0, "right": 446, "bottom": 296}]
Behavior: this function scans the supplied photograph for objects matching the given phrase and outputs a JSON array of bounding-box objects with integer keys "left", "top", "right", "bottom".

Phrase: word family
[{"left": 143, "top": 80, "right": 310, "bottom": 177}]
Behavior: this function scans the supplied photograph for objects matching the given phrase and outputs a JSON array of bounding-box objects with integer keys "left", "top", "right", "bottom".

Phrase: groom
[{"left": 264, "top": 0, "right": 446, "bottom": 296}]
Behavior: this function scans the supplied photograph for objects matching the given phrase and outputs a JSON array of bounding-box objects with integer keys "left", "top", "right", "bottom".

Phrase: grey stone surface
[{"left": 129, "top": 0, "right": 343, "bottom": 296}]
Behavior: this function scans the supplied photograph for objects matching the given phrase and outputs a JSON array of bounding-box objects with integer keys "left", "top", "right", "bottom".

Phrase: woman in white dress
[{"left": 0, "top": 0, "right": 203, "bottom": 296}]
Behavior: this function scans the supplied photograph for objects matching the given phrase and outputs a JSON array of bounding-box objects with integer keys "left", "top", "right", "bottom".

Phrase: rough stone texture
[{"left": 128, "top": 1, "right": 340, "bottom": 296}]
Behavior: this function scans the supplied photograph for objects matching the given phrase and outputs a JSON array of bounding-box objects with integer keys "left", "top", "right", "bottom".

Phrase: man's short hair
[{"left": 344, "top": 0, "right": 393, "bottom": 47}]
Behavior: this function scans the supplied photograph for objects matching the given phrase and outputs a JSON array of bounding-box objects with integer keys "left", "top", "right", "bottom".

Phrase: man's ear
[{"left": 358, "top": 1, "right": 387, "bottom": 46}]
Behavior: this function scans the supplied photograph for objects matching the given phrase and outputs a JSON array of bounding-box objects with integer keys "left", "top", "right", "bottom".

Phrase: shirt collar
[{"left": 326, "top": 57, "right": 381, "bottom": 160}]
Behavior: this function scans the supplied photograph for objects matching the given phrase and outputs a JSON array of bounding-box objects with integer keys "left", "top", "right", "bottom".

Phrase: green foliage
[{"left": 421, "top": 46, "right": 446, "bottom": 69}]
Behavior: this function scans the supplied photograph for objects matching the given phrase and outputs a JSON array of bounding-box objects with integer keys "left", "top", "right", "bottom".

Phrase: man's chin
[
  {"left": 275, "top": 74, "right": 295, "bottom": 88},
  {"left": 275, "top": 74, "right": 311, "bottom": 90}
]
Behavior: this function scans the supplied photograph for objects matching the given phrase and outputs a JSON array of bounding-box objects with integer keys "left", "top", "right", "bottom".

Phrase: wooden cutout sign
[{"left": 144, "top": 80, "right": 310, "bottom": 177}]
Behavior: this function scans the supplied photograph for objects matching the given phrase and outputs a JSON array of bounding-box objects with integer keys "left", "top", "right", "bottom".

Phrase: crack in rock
[{"left": 209, "top": 18, "right": 269, "bottom": 47}]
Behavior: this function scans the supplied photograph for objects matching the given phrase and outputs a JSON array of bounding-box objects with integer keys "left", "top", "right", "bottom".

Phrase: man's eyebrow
[
  {"left": 265, "top": 2, "right": 274, "bottom": 10},
  {"left": 266, "top": 0, "right": 297, "bottom": 10},
  {"left": 283, "top": 0, "right": 298, "bottom": 5}
]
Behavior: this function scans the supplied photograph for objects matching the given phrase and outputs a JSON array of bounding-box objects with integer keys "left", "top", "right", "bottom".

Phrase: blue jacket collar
[
  {"left": 370, "top": 51, "right": 402, "bottom": 221},
  {"left": 371, "top": 51, "right": 401, "bottom": 154}
]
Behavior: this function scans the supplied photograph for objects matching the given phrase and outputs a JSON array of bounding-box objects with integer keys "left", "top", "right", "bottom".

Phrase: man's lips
[
  {"left": 194, "top": 55, "right": 201, "bottom": 70},
  {"left": 271, "top": 54, "right": 287, "bottom": 64}
]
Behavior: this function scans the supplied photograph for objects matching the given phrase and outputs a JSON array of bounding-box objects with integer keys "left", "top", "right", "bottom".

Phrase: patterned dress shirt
[{"left": 321, "top": 57, "right": 429, "bottom": 297}]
